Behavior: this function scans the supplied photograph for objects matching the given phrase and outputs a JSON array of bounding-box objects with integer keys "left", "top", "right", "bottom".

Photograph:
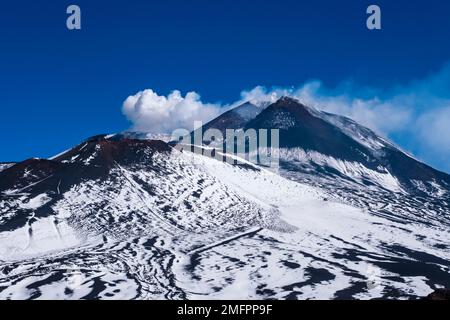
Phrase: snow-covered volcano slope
[
  {"left": 0, "top": 136, "right": 449, "bottom": 299},
  {"left": 0, "top": 163, "right": 14, "bottom": 173},
  {"left": 189, "top": 97, "right": 450, "bottom": 198},
  {"left": 174, "top": 152, "right": 450, "bottom": 300}
]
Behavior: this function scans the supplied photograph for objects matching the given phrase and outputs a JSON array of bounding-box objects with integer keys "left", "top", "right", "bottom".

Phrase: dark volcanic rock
[{"left": 424, "top": 289, "right": 450, "bottom": 300}]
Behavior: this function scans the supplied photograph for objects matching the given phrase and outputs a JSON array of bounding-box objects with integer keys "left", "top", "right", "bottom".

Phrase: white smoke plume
[
  {"left": 122, "top": 89, "right": 224, "bottom": 133},
  {"left": 122, "top": 62, "right": 450, "bottom": 172}
]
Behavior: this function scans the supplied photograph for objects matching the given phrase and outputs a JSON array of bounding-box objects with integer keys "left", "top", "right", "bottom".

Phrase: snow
[
  {"left": 276, "top": 148, "right": 404, "bottom": 192},
  {"left": 412, "top": 179, "right": 448, "bottom": 197},
  {"left": 1, "top": 145, "right": 448, "bottom": 300},
  {"left": 19, "top": 193, "right": 51, "bottom": 210},
  {"left": 0, "top": 163, "right": 14, "bottom": 172},
  {"left": 171, "top": 151, "right": 449, "bottom": 299},
  {"left": 0, "top": 216, "right": 80, "bottom": 261},
  {"left": 49, "top": 148, "right": 72, "bottom": 160}
]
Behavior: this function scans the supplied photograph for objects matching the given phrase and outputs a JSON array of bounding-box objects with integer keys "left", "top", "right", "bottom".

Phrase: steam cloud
[
  {"left": 122, "top": 62, "right": 450, "bottom": 172},
  {"left": 122, "top": 89, "right": 224, "bottom": 133}
]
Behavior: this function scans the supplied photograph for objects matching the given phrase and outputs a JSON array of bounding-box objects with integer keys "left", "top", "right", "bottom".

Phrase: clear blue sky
[{"left": 1, "top": 0, "right": 450, "bottom": 172}]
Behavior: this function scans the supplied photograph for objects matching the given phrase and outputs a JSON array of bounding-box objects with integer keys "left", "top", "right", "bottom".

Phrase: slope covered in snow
[
  {"left": 0, "top": 135, "right": 449, "bottom": 299},
  {"left": 0, "top": 163, "right": 14, "bottom": 173}
]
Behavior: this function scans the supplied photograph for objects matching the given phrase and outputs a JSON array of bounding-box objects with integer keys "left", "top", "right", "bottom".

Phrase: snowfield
[{"left": 1, "top": 143, "right": 449, "bottom": 300}]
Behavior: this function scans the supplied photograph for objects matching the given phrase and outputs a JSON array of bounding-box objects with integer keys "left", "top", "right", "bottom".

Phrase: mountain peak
[
  {"left": 278, "top": 96, "right": 299, "bottom": 103},
  {"left": 276, "top": 96, "right": 312, "bottom": 108},
  {"left": 261, "top": 96, "right": 313, "bottom": 119}
]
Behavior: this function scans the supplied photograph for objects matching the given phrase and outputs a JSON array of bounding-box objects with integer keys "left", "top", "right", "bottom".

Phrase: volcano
[{"left": 0, "top": 97, "right": 449, "bottom": 300}]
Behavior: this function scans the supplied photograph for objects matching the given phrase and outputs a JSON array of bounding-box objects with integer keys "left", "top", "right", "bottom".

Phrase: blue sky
[{"left": 1, "top": 0, "right": 450, "bottom": 172}]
